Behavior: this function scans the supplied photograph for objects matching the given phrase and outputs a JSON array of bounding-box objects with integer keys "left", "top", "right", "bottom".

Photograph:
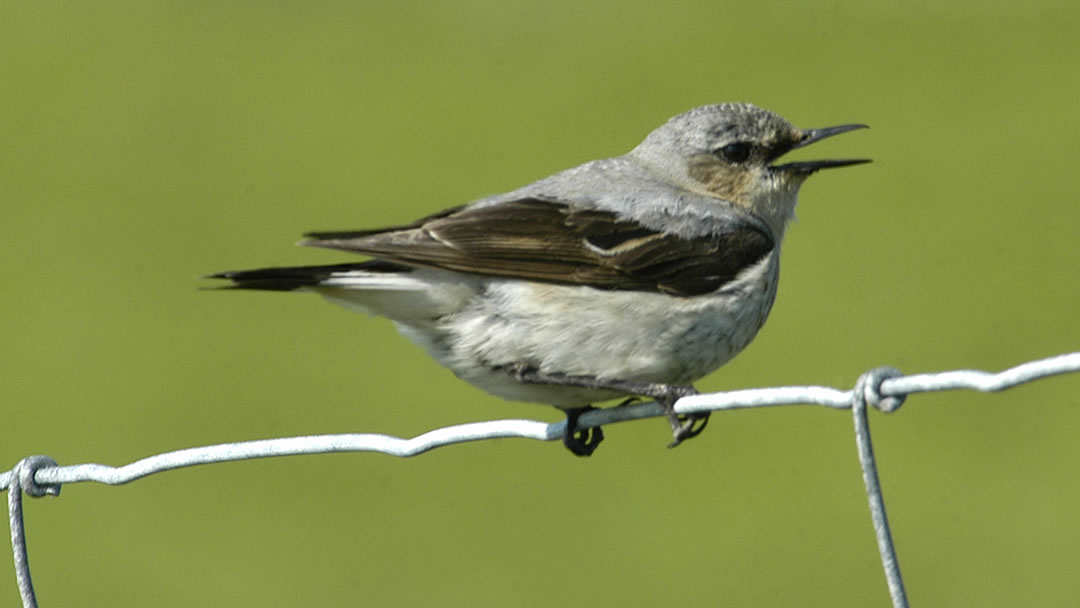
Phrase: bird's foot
[
  {"left": 562, "top": 406, "right": 604, "bottom": 457},
  {"left": 652, "top": 385, "right": 708, "bottom": 449},
  {"left": 666, "top": 411, "right": 710, "bottom": 448}
]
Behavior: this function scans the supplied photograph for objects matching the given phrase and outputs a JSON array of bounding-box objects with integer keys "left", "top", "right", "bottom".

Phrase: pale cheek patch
[{"left": 686, "top": 154, "right": 754, "bottom": 206}]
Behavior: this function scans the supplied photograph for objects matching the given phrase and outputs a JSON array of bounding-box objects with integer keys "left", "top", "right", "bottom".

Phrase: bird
[{"left": 208, "top": 103, "right": 868, "bottom": 456}]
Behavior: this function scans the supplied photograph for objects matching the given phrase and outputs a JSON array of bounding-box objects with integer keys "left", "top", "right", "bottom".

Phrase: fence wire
[{"left": 4, "top": 351, "right": 1080, "bottom": 608}]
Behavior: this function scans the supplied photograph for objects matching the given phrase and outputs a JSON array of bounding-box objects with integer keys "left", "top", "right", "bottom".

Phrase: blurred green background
[{"left": 2, "top": 1, "right": 1079, "bottom": 606}]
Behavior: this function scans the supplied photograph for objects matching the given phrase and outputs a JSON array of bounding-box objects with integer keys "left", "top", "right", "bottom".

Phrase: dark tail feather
[{"left": 204, "top": 260, "right": 412, "bottom": 291}]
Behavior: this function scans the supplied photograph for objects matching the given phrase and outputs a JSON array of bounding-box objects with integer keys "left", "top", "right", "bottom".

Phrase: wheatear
[{"left": 210, "top": 103, "right": 868, "bottom": 456}]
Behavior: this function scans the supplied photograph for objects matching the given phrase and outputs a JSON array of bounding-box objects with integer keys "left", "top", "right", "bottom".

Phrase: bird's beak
[{"left": 772, "top": 123, "right": 870, "bottom": 174}]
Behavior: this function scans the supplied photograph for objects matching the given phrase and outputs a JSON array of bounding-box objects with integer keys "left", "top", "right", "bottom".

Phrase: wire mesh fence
[{"left": 5, "top": 351, "right": 1080, "bottom": 608}]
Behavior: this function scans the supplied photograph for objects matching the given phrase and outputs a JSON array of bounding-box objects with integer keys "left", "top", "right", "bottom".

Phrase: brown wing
[{"left": 300, "top": 198, "right": 773, "bottom": 297}]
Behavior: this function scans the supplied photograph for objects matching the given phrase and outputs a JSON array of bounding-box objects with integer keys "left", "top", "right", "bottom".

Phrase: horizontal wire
[{"left": 2, "top": 351, "right": 1077, "bottom": 491}]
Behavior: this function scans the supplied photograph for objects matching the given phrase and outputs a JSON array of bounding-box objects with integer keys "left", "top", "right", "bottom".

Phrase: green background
[{"left": 3, "top": 1, "right": 1079, "bottom": 606}]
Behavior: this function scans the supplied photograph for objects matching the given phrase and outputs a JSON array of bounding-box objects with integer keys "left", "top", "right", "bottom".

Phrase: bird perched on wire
[{"left": 209, "top": 103, "right": 868, "bottom": 456}]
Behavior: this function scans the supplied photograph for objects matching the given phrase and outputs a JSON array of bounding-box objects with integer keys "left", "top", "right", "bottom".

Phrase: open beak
[{"left": 772, "top": 123, "right": 870, "bottom": 174}]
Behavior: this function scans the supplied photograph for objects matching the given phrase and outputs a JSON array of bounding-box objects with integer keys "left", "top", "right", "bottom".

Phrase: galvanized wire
[{"left": 4, "top": 351, "right": 1080, "bottom": 608}]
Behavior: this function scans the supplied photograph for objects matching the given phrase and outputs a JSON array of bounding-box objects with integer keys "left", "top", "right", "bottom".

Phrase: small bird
[{"left": 209, "top": 103, "right": 868, "bottom": 456}]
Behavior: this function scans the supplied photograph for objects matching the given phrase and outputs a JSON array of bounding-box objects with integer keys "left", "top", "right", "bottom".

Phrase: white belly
[{"left": 425, "top": 253, "right": 780, "bottom": 408}]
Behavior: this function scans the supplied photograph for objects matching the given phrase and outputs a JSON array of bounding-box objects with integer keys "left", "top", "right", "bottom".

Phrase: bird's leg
[{"left": 509, "top": 365, "right": 708, "bottom": 450}]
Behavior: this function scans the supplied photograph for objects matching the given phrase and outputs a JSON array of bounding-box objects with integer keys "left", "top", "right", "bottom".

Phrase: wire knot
[
  {"left": 13, "top": 455, "right": 61, "bottom": 498},
  {"left": 854, "top": 367, "right": 905, "bottom": 413}
]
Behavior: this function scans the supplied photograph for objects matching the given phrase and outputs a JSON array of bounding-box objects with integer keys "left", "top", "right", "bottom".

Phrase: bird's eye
[{"left": 717, "top": 142, "right": 752, "bottom": 163}]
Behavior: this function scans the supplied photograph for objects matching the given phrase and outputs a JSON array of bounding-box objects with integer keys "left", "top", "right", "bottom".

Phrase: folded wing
[{"left": 301, "top": 198, "right": 773, "bottom": 297}]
